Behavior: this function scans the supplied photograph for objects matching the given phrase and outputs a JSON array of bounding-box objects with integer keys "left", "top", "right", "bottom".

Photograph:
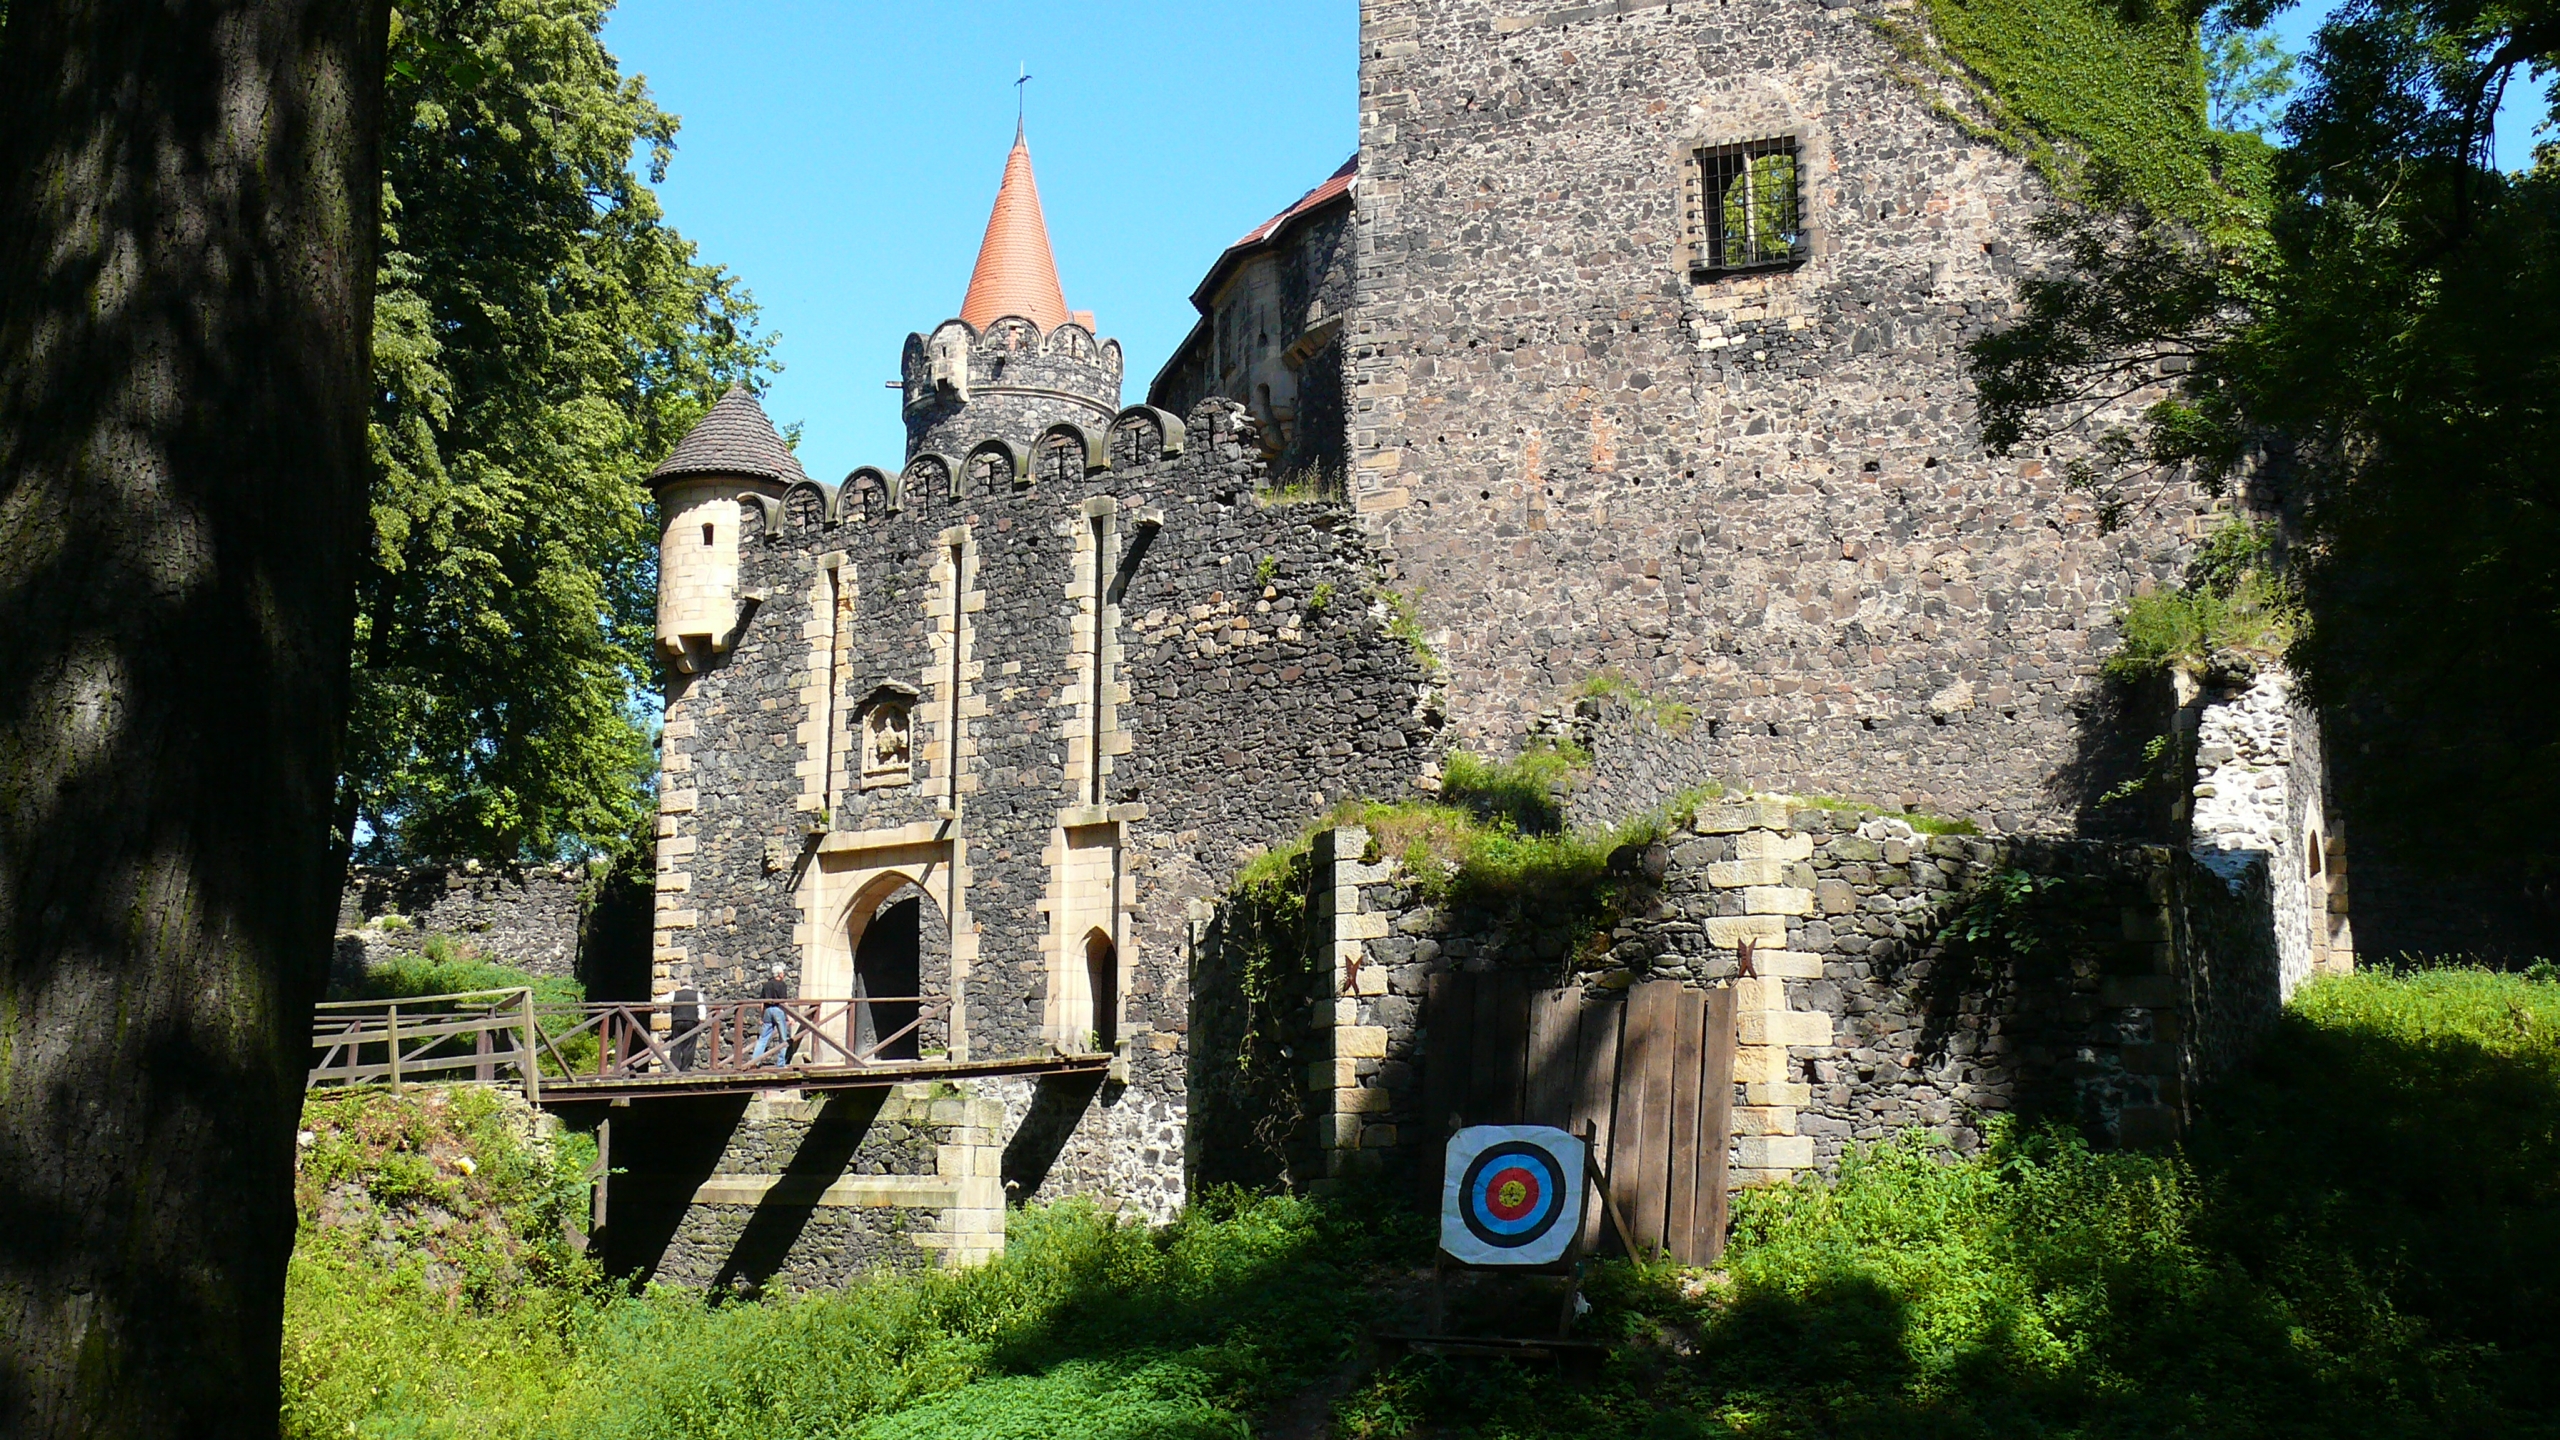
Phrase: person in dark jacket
[
  {"left": 669, "top": 985, "right": 702, "bottom": 1071},
  {"left": 749, "top": 965, "right": 794, "bottom": 1067}
]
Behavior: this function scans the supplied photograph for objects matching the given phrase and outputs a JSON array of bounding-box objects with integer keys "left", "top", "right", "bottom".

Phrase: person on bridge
[
  {"left": 750, "top": 965, "right": 794, "bottom": 1067},
  {"left": 670, "top": 984, "right": 701, "bottom": 1071}
]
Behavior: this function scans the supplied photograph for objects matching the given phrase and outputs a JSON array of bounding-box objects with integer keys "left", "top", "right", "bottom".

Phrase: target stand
[{"left": 1376, "top": 1121, "right": 1637, "bottom": 1365}]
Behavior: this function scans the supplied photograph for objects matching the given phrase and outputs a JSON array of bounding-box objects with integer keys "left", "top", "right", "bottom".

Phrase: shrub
[
  {"left": 1439, "top": 742, "right": 1589, "bottom": 836},
  {"left": 1572, "top": 671, "right": 1699, "bottom": 732}
]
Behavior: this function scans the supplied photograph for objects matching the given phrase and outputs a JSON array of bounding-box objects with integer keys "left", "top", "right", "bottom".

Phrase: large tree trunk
[{"left": 0, "top": 3, "right": 386, "bottom": 1435}]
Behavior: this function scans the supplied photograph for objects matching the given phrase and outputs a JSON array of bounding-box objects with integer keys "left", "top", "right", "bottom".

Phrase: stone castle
[{"left": 610, "top": 2, "right": 2371, "bottom": 1285}]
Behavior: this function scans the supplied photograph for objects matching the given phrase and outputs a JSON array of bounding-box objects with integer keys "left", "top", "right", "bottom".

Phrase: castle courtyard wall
[{"left": 1290, "top": 798, "right": 2283, "bottom": 1192}]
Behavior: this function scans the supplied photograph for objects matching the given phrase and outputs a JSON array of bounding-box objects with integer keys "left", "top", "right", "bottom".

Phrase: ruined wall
[
  {"left": 337, "top": 865, "right": 595, "bottom": 982},
  {"left": 1285, "top": 794, "right": 2282, "bottom": 1192},
  {"left": 2188, "top": 664, "right": 2349, "bottom": 994},
  {"left": 1346, "top": 0, "right": 2209, "bottom": 830}
]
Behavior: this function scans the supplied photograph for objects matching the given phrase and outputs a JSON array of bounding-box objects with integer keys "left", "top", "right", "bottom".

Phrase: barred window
[{"left": 1692, "top": 138, "right": 1804, "bottom": 275}]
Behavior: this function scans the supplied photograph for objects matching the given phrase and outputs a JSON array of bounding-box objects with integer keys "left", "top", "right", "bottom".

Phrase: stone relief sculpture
[{"left": 862, "top": 701, "right": 913, "bottom": 789}]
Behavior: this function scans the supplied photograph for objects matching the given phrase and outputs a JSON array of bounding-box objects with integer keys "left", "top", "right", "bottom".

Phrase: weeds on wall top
[
  {"left": 1573, "top": 671, "right": 1699, "bottom": 732},
  {"left": 1787, "top": 791, "right": 1984, "bottom": 837},
  {"left": 1372, "top": 587, "right": 1438, "bottom": 672},
  {"left": 2106, "top": 517, "right": 2298, "bottom": 680}
]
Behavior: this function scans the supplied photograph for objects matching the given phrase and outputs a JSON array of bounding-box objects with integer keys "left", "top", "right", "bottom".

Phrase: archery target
[{"left": 1440, "top": 1125, "right": 1586, "bottom": 1266}]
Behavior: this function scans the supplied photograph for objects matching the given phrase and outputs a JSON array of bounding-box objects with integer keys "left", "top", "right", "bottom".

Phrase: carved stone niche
[{"left": 858, "top": 683, "right": 920, "bottom": 790}]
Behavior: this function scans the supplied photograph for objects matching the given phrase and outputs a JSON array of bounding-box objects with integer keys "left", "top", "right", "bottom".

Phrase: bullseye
[
  {"left": 1485, "top": 1166, "right": 1540, "bottom": 1221},
  {"left": 1441, "top": 1126, "right": 1587, "bottom": 1266},
  {"left": 1458, "top": 1140, "right": 1569, "bottom": 1248}
]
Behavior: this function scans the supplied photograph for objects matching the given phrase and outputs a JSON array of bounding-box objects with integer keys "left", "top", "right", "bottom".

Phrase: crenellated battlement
[
  {"left": 776, "top": 403, "right": 1203, "bottom": 545},
  {"left": 900, "top": 316, "right": 1126, "bottom": 461}
]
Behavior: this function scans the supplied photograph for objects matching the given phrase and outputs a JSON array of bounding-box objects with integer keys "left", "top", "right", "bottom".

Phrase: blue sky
[
  {"left": 602, "top": 1, "right": 2547, "bottom": 483},
  {"left": 602, "top": 0, "right": 1359, "bottom": 480}
]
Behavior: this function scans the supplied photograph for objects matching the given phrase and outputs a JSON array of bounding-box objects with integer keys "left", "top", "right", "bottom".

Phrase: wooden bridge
[{"left": 307, "top": 987, "right": 1109, "bottom": 1103}]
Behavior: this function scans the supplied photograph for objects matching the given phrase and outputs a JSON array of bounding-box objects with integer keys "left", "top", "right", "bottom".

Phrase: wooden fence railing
[{"left": 307, "top": 990, "right": 951, "bottom": 1098}]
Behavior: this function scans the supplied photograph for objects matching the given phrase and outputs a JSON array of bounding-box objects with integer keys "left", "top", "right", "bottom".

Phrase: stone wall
[
  {"left": 598, "top": 1083, "right": 1004, "bottom": 1288},
  {"left": 337, "top": 864, "right": 596, "bottom": 983},
  {"left": 1345, "top": 0, "right": 2210, "bottom": 832},
  {"left": 1289, "top": 794, "right": 2283, "bottom": 1191},
  {"left": 2189, "top": 665, "right": 2349, "bottom": 994}
]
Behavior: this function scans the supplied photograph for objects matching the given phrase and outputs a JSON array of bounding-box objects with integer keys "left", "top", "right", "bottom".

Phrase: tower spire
[{"left": 958, "top": 126, "right": 1072, "bottom": 332}]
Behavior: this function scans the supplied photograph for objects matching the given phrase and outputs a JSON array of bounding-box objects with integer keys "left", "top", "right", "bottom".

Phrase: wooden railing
[
  {"left": 309, "top": 988, "right": 545, "bottom": 1098},
  {"left": 308, "top": 990, "right": 952, "bottom": 1097}
]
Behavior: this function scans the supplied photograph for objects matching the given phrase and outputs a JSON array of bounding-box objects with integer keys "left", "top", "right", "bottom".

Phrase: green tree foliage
[
  {"left": 349, "top": 0, "right": 773, "bottom": 864},
  {"left": 1969, "top": 0, "right": 2560, "bottom": 879},
  {"left": 2204, "top": 9, "right": 2298, "bottom": 132}
]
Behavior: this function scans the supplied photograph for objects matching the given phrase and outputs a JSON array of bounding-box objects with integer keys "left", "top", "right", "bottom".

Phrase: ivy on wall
[{"left": 1875, "top": 0, "right": 2267, "bottom": 229}]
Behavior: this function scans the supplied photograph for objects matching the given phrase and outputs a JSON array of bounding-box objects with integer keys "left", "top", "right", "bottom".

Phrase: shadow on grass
[
  {"left": 1329, "top": 973, "right": 2560, "bottom": 1439},
  {"left": 286, "top": 975, "right": 2560, "bottom": 1440}
]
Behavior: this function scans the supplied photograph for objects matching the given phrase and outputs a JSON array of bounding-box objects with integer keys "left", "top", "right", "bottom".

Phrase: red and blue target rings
[{"left": 1458, "top": 1139, "right": 1570, "bottom": 1249}]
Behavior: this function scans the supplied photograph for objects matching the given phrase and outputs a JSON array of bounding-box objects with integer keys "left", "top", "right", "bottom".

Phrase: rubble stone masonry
[
  {"left": 1346, "top": 0, "right": 2212, "bottom": 829},
  {"left": 1300, "top": 795, "right": 2281, "bottom": 1188}
]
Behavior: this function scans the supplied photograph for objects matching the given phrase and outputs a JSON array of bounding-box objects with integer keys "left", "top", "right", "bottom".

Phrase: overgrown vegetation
[
  {"left": 286, "top": 1087, "right": 600, "bottom": 1438},
  {"left": 1439, "top": 742, "right": 1591, "bottom": 835},
  {"left": 289, "top": 968, "right": 2560, "bottom": 1437},
  {"left": 1968, "top": 0, "right": 2560, "bottom": 889},
  {"left": 1572, "top": 672, "right": 1698, "bottom": 732},
  {"left": 1374, "top": 587, "right": 1438, "bottom": 671},
  {"left": 1784, "top": 791, "right": 1984, "bottom": 837},
  {"left": 327, "top": 942, "right": 602, "bottom": 1075},
  {"left": 1872, "top": 0, "right": 2268, "bottom": 231},
  {"left": 332, "top": 936, "right": 587, "bottom": 1009},
  {"left": 2105, "top": 517, "right": 2298, "bottom": 679}
]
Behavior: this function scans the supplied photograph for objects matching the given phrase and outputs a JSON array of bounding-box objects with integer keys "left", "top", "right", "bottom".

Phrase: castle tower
[
  {"left": 648, "top": 386, "right": 805, "bottom": 674},
  {"left": 902, "top": 125, "right": 1122, "bottom": 461}
]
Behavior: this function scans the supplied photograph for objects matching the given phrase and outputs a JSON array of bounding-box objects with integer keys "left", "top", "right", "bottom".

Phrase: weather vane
[{"left": 1016, "top": 63, "right": 1033, "bottom": 128}]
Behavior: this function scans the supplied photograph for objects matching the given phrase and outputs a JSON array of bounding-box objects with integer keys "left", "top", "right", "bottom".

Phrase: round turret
[
  {"left": 648, "top": 387, "right": 804, "bottom": 674},
  {"left": 901, "top": 317, "right": 1123, "bottom": 460},
  {"left": 903, "top": 126, "right": 1122, "bottom": 459}
]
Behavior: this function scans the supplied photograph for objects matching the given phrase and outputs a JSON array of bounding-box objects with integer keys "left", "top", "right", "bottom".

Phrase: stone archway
[
  {"left": 1082, "top": 929, "right": 1118, "bottom": 1053},
  {"left": 854, "top": 890, "right": 924, "bottom": 1060},
  {"left": 823, "top": 870, "right": 951, "bottom": 1062}
]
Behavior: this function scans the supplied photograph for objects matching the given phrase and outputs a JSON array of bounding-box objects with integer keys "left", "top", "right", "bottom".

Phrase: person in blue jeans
[{"left": 750, "top": 965, "right": 794, "bottom": 1066}]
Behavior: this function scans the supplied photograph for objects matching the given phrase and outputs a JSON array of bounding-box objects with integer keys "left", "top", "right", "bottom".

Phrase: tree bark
[{"left": 0, "top": 3, "right": 387, "bottom": 1435}]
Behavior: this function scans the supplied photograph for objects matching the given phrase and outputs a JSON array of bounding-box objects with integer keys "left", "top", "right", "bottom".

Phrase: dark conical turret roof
[{"left": 649, "top": 386, "right": 809, "bottom": 487}]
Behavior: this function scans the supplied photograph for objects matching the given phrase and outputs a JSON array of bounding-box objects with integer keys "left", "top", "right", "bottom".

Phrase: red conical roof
[{"left": 959, "top": 126, "right": 1073, "bottom": 332}]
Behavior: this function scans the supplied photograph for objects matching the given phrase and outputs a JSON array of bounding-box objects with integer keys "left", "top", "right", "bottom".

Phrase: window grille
[{"left": 1692, "top": 137, "right": 1804, "bottom": 276}]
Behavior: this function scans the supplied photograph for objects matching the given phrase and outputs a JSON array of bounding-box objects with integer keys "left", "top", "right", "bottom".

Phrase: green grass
[
  {"left": 334, "top": 935, "right": 587, "bottom": 1009},
  {"left": 1440, "top": 742, "right": 1590, "bottom": 836},
  {"left": 286, "top": 969, "right": 2560, "bottom": 1438},
  {"left": 2105, "top": 518, "right": 2300, "bottom": 680},
  {"left": 1573, "top": 672, "right": 1698, "bottom": 732},
  {"left": 1377, "top": 587, "right": 1438, "bottom": 671},
  {"left": 1776, "top": 791, "right": 1983, "bottom": 837}
]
